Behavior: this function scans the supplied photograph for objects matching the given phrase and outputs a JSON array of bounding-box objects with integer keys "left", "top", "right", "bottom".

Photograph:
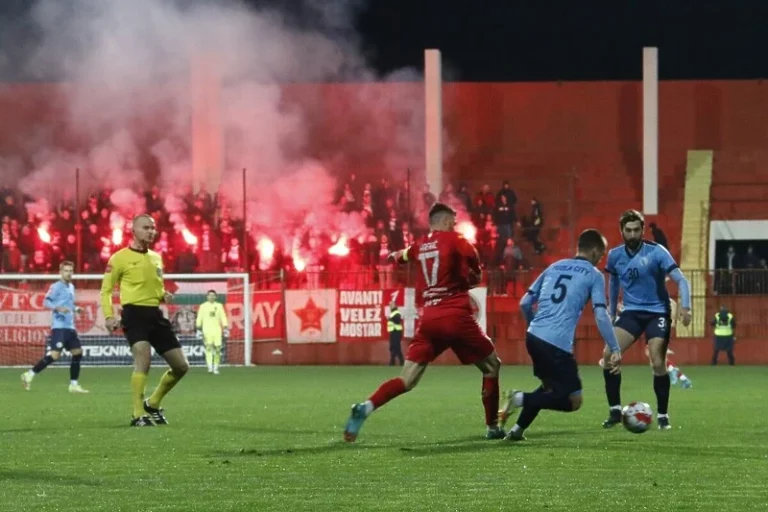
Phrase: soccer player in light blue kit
[
  {"left": 21, "top": 261, "right": 89, "bottom": 393},
  {"left": 498, "top": 229, "right": 622, "bottom": 441},
  {"left": 601, "top": 210, "right": 691, "bottom": 430}
]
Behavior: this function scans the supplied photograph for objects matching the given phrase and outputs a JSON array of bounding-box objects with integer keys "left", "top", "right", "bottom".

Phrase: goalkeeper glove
[
  {"left": 195, "top": 329, "right": 203, "bottom": 340},
  {"left": 223, "top": 328, "right": 230, "bottom": 339}
]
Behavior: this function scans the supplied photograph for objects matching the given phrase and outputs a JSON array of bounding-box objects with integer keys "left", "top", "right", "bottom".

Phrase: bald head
[
  {"left": 132, "top": 214, "right": 154, "bottom": 228},
  {"left": 131, "top": 214, "right": 157, "bottom": 248}
]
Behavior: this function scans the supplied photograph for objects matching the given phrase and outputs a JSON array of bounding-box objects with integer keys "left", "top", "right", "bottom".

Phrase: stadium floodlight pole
[
  {"left": 424, "top": 48, "right": 443, "bottom": 197},
  {"left": 643, "top": 47, "right": 659, "bottom": 215},
  {"left": 75, "top": 168, "right": 82, "bottom": 272}
]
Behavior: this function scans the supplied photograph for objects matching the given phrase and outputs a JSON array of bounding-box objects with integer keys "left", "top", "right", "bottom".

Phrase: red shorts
[{"left": 406, "top": 313, "right": 494, "bottom": 365}]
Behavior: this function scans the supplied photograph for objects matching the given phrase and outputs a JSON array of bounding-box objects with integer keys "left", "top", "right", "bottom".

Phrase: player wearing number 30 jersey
[
  {"left": 343, "top": 202, "right": 505, "bottom": 442},
  {"left": 601, "top": 210, "right": 691, "bottom": 431}
]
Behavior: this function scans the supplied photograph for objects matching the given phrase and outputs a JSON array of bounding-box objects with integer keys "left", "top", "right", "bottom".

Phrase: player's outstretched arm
[{"left": 388, "top": 245, "right": 413, "bottom": 265}]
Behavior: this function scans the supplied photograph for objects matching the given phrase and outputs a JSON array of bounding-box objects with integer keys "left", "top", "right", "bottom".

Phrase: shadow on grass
[
  {"left": 0, "top": 468, "right": 102, "bottom": 487},
  {"left": 214, "top": 434, "right": 522, "bottom": 459}
]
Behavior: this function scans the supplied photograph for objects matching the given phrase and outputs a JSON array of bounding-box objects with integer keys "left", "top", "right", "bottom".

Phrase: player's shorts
[
  {"left": 121, "top": 305, "right": 181, "bottom": 355},
  {"left": 526, "top": 333, "right": 582, "bottom": 396},
  {"left": 406, "top": 313, "right": 494, "bottom": 365},
  {"left": 614, "top": 310, "right": 672, "bottom": 344},
  {"left": 48, "top": 328, "right": 81, "bottom": 353},
  {"left": 203, "top": 329, "right": 223, "bottom": 346}
]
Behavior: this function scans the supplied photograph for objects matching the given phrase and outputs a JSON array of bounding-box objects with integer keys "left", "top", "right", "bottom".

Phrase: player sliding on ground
[
  {"left": 21, "top": 261, "right": 89, "bottom": 393},
  {"left": 100, "top": 214, "right": 190, "bottom": 427},
  {"left": 498, "top": 229, "right": 622, "bottom": 440},
  {"left": 601, "top": 210, "right": 691, "bottom": 430},
  {"left": 196, "top": 290, "right": 229, "bottom": 375},
  {"left": 344, "top": 202, "right": 506, "bottom": 442}
]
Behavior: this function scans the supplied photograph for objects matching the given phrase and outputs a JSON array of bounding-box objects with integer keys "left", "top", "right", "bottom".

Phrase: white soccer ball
[{"left": 621, "top": 401, "right": 654, "bottom": 434}]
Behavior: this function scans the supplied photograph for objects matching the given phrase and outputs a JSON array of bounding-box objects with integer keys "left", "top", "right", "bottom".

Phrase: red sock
[
  {"left": 369, "top": 377, "right": 407, "bottom": 410},
  {"left": 482, "top": 376, "right": 500, "bottom": 427}
]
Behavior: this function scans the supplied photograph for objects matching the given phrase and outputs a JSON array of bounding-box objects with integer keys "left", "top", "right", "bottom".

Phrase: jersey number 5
[
  {"left": 418, "top": 251, "right": 440, "bottom": 287},
  {"left": 551, "top": 274, "right": 573, "bottom": 304}
]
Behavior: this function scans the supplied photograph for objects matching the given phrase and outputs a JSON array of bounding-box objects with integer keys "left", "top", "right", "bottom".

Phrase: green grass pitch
[{"left": 1, "top": 365, "right": 767, "bottom": 512}]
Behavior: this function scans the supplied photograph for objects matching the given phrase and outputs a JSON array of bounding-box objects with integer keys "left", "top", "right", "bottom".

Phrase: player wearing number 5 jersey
[
  {"left": 343, "top": 202, "right": 505, "bottom": 442},
  {"left": 601, "top": 210, "right": 691, "bottom": 431},
  {"left": 498, "top": 229, "right": 622, "bottom": 441}
]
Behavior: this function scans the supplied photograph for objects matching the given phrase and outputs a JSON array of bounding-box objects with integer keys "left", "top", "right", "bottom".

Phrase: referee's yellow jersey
[{"left": 100, "top": 247, "right": 166, "bottom": 318}]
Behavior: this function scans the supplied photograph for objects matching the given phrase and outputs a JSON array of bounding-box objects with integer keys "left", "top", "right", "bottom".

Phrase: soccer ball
[{"left": 621, "top": 401, "right": 653, "bottom": 434}]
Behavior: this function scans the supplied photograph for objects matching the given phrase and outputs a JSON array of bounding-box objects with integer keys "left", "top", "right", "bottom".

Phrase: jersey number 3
[
  {"left": 418, "top": 251, "right": 440, "bottom": 287},
  {"left": 551, "top": 274, "right": 573, "bottom": 303}
]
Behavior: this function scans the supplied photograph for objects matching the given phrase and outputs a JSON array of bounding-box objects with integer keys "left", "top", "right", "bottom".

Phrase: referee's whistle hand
[{"left": 105, "top": 317, "right": 120, "bottom": 332}]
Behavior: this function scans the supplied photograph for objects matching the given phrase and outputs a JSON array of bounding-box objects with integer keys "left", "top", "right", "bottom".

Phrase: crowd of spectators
[
  {"left": 715, "top": 244, "right": 768, "bottom": 294},
  {"left": 0, "top": 178, "right": 547, "bottom": 278}
]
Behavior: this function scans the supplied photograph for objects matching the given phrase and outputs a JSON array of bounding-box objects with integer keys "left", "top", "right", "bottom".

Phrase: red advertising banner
[
  {"left": 0, "top": 288, "right": 102, "bottom": 344},
  {"left": 227, "top": 289, "right": 284, "bottom": 342},
  {"left": 336, "top": 288, "right": 413, "bottom": 342}
]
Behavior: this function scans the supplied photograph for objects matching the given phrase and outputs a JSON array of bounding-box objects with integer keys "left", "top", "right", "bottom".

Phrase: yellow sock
[
  {"left": 148, "top": 370, "right": 182, "bottom": 409},
  {"left": 205, "top": 346, "right": 213, "bottom": 368},
  {"left": 213, "top": 347, "right": 221, "bottom": 367},
  {"left": 131, "top": 371, "right": 148, "bottom": 418}
]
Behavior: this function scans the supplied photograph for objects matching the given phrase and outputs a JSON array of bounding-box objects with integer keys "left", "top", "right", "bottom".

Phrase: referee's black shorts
[{"left": 120, "top": 305, "right": 181, "bottom": 355}]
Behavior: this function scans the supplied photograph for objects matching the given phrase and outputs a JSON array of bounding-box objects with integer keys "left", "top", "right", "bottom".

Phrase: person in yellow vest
[
  {"left": 387, "top": 300, "right": 404, "bottom": 366},
  {"left": 196, "top": 290, "right": 229, "bottom": 375},
  {"left": 711, "top": 305, "right": 736, "bottom": 366}
]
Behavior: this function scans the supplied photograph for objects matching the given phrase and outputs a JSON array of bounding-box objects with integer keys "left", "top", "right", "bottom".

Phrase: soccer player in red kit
[{"left": 343, "top": 202, "right": 505, "bottom": 442}]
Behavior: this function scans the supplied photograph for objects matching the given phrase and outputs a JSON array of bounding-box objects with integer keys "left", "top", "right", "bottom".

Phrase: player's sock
[
  {"left": 368, "top": 377, "right": 407, "bottom": 411},
  {"left": 603, "top": 369, "right": 622, "bottom": 408},
  {"left": 514, "top": 406, "right": 540, "bottom": 430},
  {"left": 131, "top": 371, "right": 148, "bottom": 418},
  {"left": 31, "top": 355, "right": 55, "bottom": 375},
  {"left": 481, "top": 376, "right": 500, "bottom": 427},
  {"left": 148, "top": 369, "right": 183, "bottom": 409},
  {"left": 70, "top": 353, "right": 82, "bottom": 382},
  {"left": 212, "top": 347, "right": 221, "bottom": 369},
  {"left": 205, "top": 345, "right": 213, "bottom": 370},
  {"left": 653, "top": 373, "right": 671, "bottom": 415}
]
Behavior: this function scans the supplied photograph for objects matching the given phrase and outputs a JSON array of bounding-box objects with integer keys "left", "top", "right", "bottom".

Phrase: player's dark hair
[
  {"left": 428, "top": 202, "right": 456, "bottom": 225},
  {"left": 619, "top": 209, "right": 645, "bottom": 229},
  {"left": 577, "top": 229, "right": 607, "bottom": 252},
  {"left": 60, "top": 260, "right": 75, "bottom": 269},
  {"left": 207, "top": 289, "right": 217, "bottom": 295}
]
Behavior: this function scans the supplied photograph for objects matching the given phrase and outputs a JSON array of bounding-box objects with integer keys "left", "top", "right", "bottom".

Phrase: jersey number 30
[
  {"left": 418, "top": 251, "right": 440, "bottom": 287},
  {"left": 551, "top": 274, "right": 573, "bottom": 303}
]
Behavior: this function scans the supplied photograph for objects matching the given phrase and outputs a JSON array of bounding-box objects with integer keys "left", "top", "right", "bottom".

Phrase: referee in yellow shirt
[
  {"left": 196, "top": 290, "right": 229, "bottom": 375},
  {"left": 100, "top": 214, "right": 190, "bottom": 427}
]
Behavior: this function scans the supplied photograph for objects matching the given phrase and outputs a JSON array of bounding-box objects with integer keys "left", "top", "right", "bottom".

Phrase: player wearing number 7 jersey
[
  {"left": 343, "top": 202, "right": 505, "bottom": 442},
  {"left": 498, "top": 229, "right": 622, "bottom": 441}
]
